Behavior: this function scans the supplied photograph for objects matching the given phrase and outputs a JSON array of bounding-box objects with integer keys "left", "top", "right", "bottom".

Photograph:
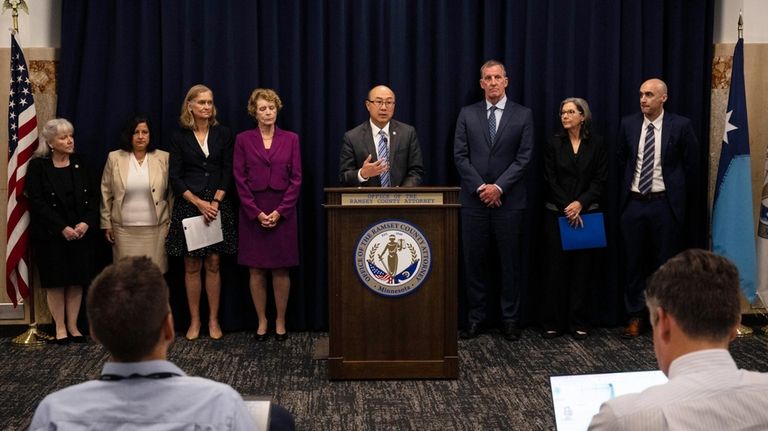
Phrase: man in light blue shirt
[
  {"left": 29, "top": 256, "right": 263, "bottom": 430},
  {"left": 589, "top": 249, "right": 768, "bottom": 430}
]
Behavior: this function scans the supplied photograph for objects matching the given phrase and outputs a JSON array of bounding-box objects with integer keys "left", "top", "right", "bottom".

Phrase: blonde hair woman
[{"left": 165, "top": 85, "right": 237, "bottom": 340}]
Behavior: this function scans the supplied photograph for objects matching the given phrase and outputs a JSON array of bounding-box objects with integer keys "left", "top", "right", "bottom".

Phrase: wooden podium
[{"left": 325, "top": 187, "right": 460, "bottom": 379}]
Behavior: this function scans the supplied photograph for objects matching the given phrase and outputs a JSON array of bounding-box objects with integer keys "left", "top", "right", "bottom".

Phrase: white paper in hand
[{"left": 182, "top": 215, "right": 223, "bottom": 251}]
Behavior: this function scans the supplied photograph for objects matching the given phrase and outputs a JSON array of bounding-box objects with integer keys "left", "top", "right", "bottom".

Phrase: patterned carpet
[{"left": 3, "top": 326, "right": 768, "bottom": 430}]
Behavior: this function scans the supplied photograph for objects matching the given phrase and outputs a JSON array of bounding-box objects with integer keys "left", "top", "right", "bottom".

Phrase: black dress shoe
[
  {"left": 254, "top": 332, "right": 268, "bottom": 342},
  {"left": 69, "top": 335, "right": 87, "bottom": 343},
  {"left": 274, "top": 332, "right": 288, "bottom": 342},
  {"left": 48, "top": 337, "right": 70, "bottom": 345},
  {"left": 572, "top": 330, "right": 589, "bottom": 340},
  {"left": 501, "top": 322, "right": 521, "bottom": 341},
  {"left": 541, "top": 330, "right": 561, "bottom": 339},
  {"left": 460, "top": 323, "right": 482, "bottom": 339}
]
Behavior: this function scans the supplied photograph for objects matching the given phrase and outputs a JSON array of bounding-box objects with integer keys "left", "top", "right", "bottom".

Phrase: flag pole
[
  {"left": 730, "top": 10, "right": 754, "bottom": 337},
  {"left": 4, "top": 0, "right": 49, "bottom": 345}
]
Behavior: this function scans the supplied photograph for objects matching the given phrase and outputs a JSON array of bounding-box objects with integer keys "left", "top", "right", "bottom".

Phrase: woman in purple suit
[{"left": 234, "top": 88, "right": 302, "bottom": 341}]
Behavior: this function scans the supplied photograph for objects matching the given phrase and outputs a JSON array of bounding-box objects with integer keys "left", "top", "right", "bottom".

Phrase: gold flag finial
[
  {"left": 2, "top": 0, "right": 29, "bottom": 34},
  {"left": 738, "top": 10, "right": 743, "bottom": 39}
]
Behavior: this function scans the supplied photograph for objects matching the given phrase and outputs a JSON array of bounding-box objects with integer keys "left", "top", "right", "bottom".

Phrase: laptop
[
  {"left": 550, "top": 370, "right": 667, "bottom": 430},
  {"left": 243, "top": 397, "right": 272, "bottom": 431}
]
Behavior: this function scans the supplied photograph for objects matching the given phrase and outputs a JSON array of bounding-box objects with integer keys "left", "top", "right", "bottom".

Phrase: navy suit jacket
[
  {"left": 618, "top": 111, "right": 698, "bottom": 222},
  {"left": 168, "top": 125, "right": 234, "bottom": 197},
  {"left": 338, "top": 119, "right": 424, "bottom": 187},
  {"left": 454, "top": 99, "right": 534, "bottom": 210}
]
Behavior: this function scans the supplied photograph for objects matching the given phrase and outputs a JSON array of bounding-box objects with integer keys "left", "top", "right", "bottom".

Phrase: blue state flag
[{"left": 712, "top": 38, "right": 757, "bottom": 302}]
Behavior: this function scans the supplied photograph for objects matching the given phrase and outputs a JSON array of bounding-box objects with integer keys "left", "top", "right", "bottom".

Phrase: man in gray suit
[
  {"left": 454, "top": 60, "right": 534, "bottom": 340},
  {"left": 339, "top": 85, "right": 424, "bottom": 187}
]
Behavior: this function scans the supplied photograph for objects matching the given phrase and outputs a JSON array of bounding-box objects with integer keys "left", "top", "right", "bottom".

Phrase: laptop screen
[{"left": 550, "top": 370, "right": 667, "bottom": 430}]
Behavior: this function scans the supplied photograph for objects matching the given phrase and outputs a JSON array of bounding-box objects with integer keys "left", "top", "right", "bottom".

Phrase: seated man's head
[
  {"left": 87, "top": 256, "right": 173, "bottom": 362},
  {"left": 645, "top": 249, "right": 740, "bottom": 374}
]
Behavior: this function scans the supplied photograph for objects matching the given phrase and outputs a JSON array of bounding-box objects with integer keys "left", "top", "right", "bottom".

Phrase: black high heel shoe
[
  {"left": 254, "top": 331, "right": 269, "bottom": 342},
  {"left": 274, "top": 331, "right": 288, "bottom": 342}
]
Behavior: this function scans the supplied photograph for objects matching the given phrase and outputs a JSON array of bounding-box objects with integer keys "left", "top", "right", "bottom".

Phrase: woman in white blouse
[{"left": 100, "top": 115, "right": 171, "bottom": 272}]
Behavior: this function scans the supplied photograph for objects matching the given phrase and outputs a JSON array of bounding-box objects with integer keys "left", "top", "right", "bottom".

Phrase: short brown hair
[
  {"left": 646, "top": 249, "right": 740, "bottom": 341},
  {"left": 87, "top": 256, "right": 170, "bottom": 361},
  {"left": 247, "top": 88, "right": 283, "bottom": 120},
  {"left": 179, "top": 84, "right": 219, "bottom": 130},
  {"left": 480, "top": 59, "right": 507, "bottom": 78}
]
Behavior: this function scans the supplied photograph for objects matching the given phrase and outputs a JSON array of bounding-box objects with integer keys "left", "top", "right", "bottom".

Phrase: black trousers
[{"left": 541, "top": 209, "right": 601, "bottom": 332}]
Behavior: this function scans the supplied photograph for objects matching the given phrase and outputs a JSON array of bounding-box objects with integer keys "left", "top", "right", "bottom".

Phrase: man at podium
[{"left": 338, "top": 85, "right": 424, "bottom": 187}]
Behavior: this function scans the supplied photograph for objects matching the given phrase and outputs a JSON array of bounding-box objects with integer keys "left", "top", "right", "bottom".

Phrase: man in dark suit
[
  {"left": 454, "top": 60, "right": 534, "bottom": 340},
  {"left": 618, "top": 78, "right": 698, "bottom": 338},
  {"left": 338, "top": 85, "right": 424, "bottom": 187}
]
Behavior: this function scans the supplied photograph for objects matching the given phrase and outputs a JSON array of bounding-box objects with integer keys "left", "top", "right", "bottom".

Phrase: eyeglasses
[
  {"left": 367, "top": 100, "right": 395, "bottom": 108},
  {"left": 560, "top": 109, "right": 581, "bottom": 117}
]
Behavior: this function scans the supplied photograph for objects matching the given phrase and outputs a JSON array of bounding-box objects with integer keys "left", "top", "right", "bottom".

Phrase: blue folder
[{"left": 558, "top": 212, "right": 607, "bottom": 250}]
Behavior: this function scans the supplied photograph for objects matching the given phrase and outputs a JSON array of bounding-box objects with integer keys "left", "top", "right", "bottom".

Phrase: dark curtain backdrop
[{"left": 58, "top": 0, "right": 713, "bottom": 332}]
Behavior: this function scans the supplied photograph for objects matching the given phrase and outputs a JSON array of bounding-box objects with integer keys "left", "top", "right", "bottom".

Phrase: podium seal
[{"left": 354, "top": 219, "right": 432, "bottom": 297}]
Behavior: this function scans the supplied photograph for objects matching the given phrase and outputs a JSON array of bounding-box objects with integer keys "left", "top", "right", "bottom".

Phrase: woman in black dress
[
  {"left": 166, "top": 84, "right": 236, "bottom": 340},
  {"left": 542, "top": 98, "right": 607, "bottom": 340},
  {"left": 25, "top": 118, "right": 99, "bottom": 344}
]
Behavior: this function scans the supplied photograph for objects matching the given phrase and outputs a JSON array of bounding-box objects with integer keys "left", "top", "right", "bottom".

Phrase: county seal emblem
[{"left": 354, "top": 220, "right": 432, "bottom": 297}]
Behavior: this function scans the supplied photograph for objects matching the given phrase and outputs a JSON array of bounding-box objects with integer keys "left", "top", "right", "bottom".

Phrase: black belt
[{"left": 630, "top": 191, "right": 666, "bottom": 201}]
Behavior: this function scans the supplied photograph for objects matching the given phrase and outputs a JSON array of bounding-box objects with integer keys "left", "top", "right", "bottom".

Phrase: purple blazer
[{"left": 233, "top": 127, "right": 302, "bottom": 221}]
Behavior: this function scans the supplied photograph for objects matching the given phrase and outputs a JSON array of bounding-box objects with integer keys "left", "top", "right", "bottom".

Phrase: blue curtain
[{"left": 58, "top": 0, "right": 713, "bottom": 331}]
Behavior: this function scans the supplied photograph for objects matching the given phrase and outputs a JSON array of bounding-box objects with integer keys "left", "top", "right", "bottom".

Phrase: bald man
[
  {"left": 618, "top": 78, "right": 698, "bottom": 338},
  {"left": 338, "top": 85, "right": 424, "bottom": 187}
]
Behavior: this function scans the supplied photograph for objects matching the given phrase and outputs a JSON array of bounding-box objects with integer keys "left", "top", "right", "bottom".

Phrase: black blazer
[
  {"left": 544, "top": 134, "right": 607, "bottom": 212},
  {"left": 25, "top": 154, "right": 99, "bottom": 241},
  {"left": 168, "top": 125, "right": 234, "bottom": 197},
  {"left": 618, "top": 112, "right": 697, "bottom": 222},
  {"left": 338, "top": 119, "right": 424, "bottom": 187}
]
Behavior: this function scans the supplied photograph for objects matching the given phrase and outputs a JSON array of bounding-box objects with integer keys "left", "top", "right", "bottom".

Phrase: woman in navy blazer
[
  {"left": 233, "top": 88, "right": 302, "bottom": 341},
  {"left": 541, "top": 98, "right": 607, "bottom": 340},
  {"left": 165, "top": 84, "right": 237, "bottom": 340}
]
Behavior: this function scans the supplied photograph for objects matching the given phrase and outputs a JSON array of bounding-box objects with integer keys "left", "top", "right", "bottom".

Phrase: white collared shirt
[
  {"left": 588, "top": 349, "right": 768, "bottom": 430},
  {"left": 631, "top": 110, "right": 665, "bottom": 193},
  {"left": 485, "top": 95, "right": 507, "bottom": 135}
]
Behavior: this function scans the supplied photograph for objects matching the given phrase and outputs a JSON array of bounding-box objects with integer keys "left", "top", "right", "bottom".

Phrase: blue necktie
[
  {"left": 638, "top": 123, "right": 655, "bottom": 195},
  {"left": 377, "top": 130, "right": 390, "bottom": 187},
  {"left": 488, "top": 106, "right": 497, "bottom": 144}
]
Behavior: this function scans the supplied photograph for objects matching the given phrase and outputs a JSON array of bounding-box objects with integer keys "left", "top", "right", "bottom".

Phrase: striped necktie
[
  {"left": 377, "top": 130, "right": 390, "bottom": 187},
  {"left": 638, "top": 123, "right": 655, "bottom": 195}
]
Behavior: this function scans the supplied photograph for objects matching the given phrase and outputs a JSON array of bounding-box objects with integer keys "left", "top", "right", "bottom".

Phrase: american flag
[
  {"left": 368, "top": 260, "right": 393, "bottom": 283},
  {"left": 6, "top": 34, "right": 39, "bottom": 306}
]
